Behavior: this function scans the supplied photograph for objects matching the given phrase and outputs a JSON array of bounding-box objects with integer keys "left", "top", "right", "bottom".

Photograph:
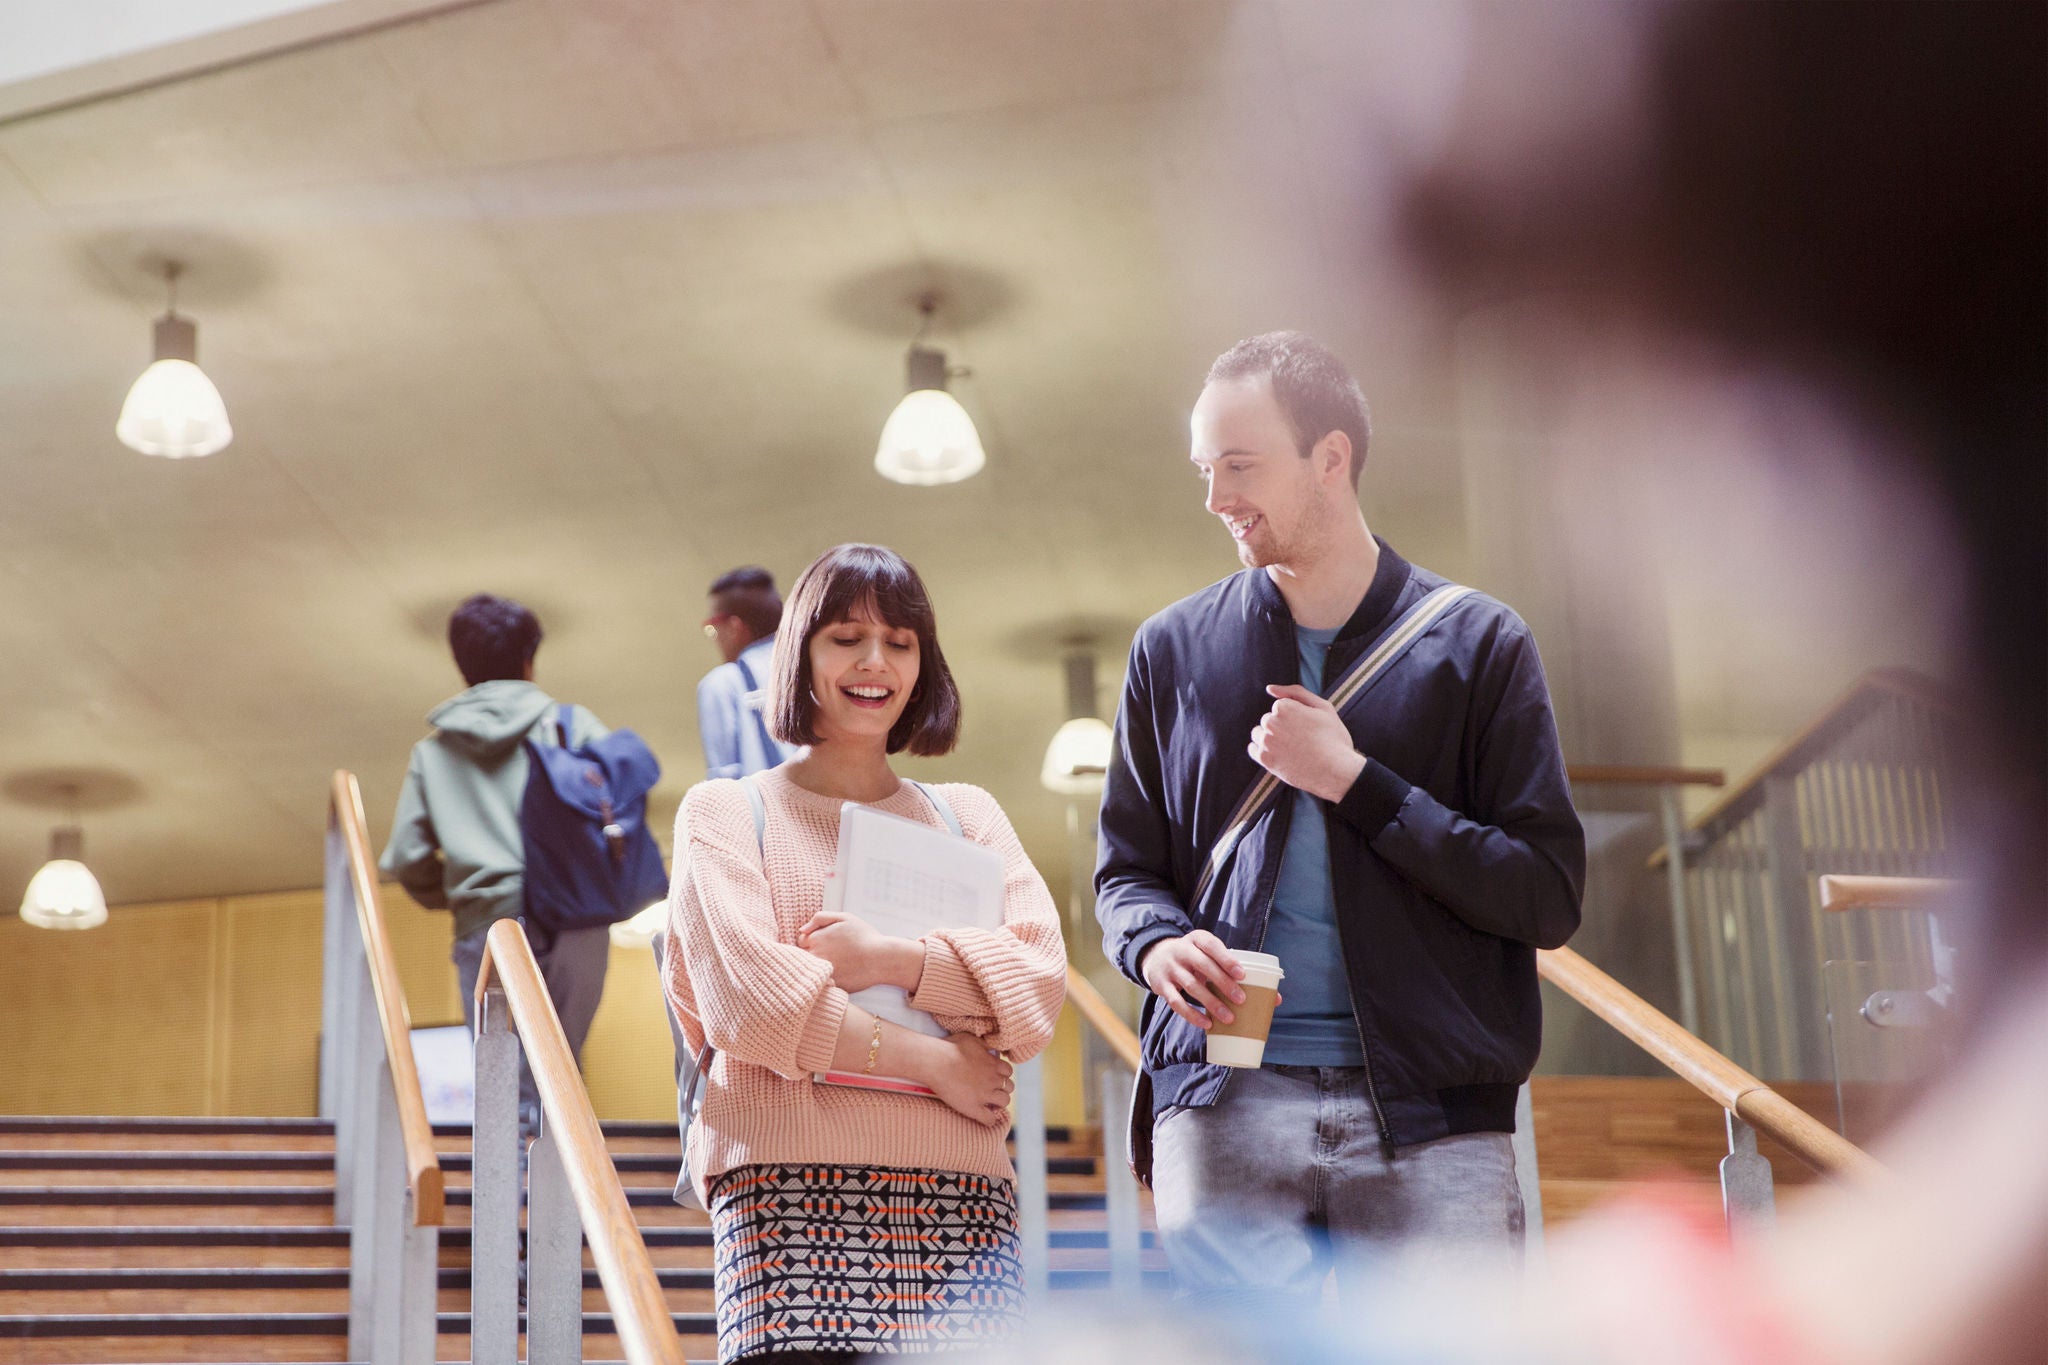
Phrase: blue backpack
[{"left": 521, "top": 704, "right": 668, "bottom": 945}]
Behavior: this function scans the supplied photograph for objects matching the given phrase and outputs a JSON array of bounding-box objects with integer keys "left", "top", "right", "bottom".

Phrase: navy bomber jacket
[{"left": 1095, "top": 541, "right": 1585, "bottom": 1151}]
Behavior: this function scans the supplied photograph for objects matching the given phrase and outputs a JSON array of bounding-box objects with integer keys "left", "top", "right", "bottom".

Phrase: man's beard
[{"left": 1236, "top": 488, "right": 1333, "bottom": 569}]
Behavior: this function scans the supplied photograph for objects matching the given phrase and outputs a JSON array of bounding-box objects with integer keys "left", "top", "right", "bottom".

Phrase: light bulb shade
[
  {"left": 1041, "top": 716, "right": 1114, "bottom": 795},
  {"left": 609, "top": 899, "right": 669, "bottom": 949},
  {"left": 875, "top": 388, "right": 985, "bottom": 485},
  {"left": 117, "top": 358, "right": 232, "bottom": 458},
  {"left": 20, "top": 858, "right": 108, "bottom": 930}
]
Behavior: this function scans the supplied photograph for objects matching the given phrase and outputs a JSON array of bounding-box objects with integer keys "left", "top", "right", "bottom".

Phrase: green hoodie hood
[{"left": 427, "top": 679, "right": 557, "bottom": 760}]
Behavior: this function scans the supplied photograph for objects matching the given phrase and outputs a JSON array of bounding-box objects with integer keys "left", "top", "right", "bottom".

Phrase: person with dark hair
[
  {"left": 380, "top": 592, "right": 615, "bottom": 1132},
  {"left": 662, "top": 543, "right": 1065, "bottom": 1362},
  {"left": 698, "top": 566, "right": 793, "bottom": 780},
  {"left": 1095, "top": 333, "right": 1585, "bottom": 1305}
]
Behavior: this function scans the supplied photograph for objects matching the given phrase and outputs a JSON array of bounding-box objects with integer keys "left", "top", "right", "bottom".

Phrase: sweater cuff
[
  {"left": 909, "top": 939, "right": 984, "bottom": 1018},
  {"left": 1331, "top": 757, "right": 1412, "bottom": 840},
  {"left": 793, "top": 985, "right": 851, "bottom": 1075}
]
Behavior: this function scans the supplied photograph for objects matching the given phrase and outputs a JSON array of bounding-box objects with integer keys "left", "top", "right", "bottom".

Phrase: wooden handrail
[
  {"left": 1064, "top": 965, "right": 1141, "bottom": 1072},
  {"left": 1650, "top": 669, "right": 1956, "bottom": 867},
  {"left": 1567, "top": 764, "right": 1726, "bottom": 787},
  {"left": 477, "top": 919, "right": 685, "bottom": 1365},
  {"left": 1538, "top": 945, "right": 1886, "bottom": 1184},
  {"left": 330, "top": 770, "right": 444, "bottom": 1226},
  {"left": 1819, "top": 875, "right": 1959, "bottom": 913}
]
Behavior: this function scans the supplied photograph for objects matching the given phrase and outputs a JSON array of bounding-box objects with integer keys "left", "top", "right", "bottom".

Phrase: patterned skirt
[{"left": 707, "top": 1164, "right": 1027, "bottom": 1361}]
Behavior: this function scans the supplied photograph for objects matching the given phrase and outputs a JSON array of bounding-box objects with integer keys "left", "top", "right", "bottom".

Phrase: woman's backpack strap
[{"left": 910, "top": 780, "right": 963, "bottom": 837}]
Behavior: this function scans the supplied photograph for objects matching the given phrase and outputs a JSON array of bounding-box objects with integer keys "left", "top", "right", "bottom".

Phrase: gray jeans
[
  {"left": 1152, "top": 1065, "right": 1523, "bottom": 1307},
  {"left": 451, "top": 918, "right": 611, "bottom": 1134}
]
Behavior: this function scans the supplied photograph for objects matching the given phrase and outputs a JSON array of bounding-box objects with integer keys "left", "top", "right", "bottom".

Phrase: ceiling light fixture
[
  {"left": 19, "top": 787, "right": 109, "bottom": 931},
  {"left": 874, "top": 292, "right": 984, "bottom": 486},
  {"left": 116, "top": 260, "right": 232, "bottom": 459},
  {"left": 1042, "top": 650, "right": 1114, "bottom": 796}
]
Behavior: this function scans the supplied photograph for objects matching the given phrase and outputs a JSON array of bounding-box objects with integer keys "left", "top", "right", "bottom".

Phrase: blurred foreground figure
[{"left": 1383, "top": 2, "right": 2045, "bottom": 1362}]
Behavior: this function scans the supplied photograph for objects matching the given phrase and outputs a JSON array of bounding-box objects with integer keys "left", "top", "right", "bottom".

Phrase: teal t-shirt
[{"left": 1259, "top": 623, "right": 1366, "bottom": 1066}]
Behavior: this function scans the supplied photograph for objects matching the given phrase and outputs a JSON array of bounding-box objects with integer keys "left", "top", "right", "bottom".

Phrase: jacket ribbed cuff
[
  {"left": 1122, "top": 925, "right": 1183, "bottom": 987},
  {"left": 909, "top": 939, "right": 985, "bottom": 1018},
  {"left": 1332, "top": 757, "right": 1412, "bottom": 840},
  {"left": 793, "top": 985, "right": 851, "bottom": 1075}
]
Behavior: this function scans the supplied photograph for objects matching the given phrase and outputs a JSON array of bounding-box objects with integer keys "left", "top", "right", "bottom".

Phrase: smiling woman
[{"left": 660, "top": 542, "right": 1066, "bottom": 1363}]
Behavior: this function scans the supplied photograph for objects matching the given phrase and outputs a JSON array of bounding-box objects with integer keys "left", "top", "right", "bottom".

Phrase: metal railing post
[
  {"left": 1719, "top": 1112, "right": 1777, "bottom": 1246},
  {"left": 1099, "top": 1067, "right": 1142, "bottom": 1295},
  {"left": 1657, "top": 785, "right": 1702, "bottom": 1037},
  {"left": 329, "top": 833, "right": 361, "bottom": 1220},
  {"left": 1763, "top": 774, "right": 1822, "bottom": 1078},
  {"left": 346, "top": 966, "right": 383, "bottom": 1361},
  {"left": 1511, "top": 1081, "right": 1545, "bottom": 1264},
  {"left": 527, "top": 1123, "right": 583, "bottom": 1365},
  {"left": 398, "top": 1188, "right": 438, "bottom": 1365},
  {"left": 320, "top": 816, "right": 349, "bottom": 1122},
  {"left": 1012, "top": 1056, "right": 1049, "bottom": 1305},
  {"left": 472, "top": 986, "right": 523, "bottom": 1365}
]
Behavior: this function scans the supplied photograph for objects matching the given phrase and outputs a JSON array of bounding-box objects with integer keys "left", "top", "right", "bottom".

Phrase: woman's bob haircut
[{"left": 768, "top": 543, "right": 963, "bottom": 756}]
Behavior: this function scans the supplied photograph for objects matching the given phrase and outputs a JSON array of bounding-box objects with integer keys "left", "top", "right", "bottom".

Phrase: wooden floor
[{"left": 0, "top": 1079, "right": 1848, "bottom": 1361}]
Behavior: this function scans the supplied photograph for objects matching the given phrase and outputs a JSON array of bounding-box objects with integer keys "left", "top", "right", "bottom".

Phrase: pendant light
[
  {"left": 1041, "top": 650, "right": 1114, "bottom": 796},
  {"left": 874, "top": 293, "right": 985, "bottom": 486},
  {"left": 19, "top": 787, "right": 109, "bottom": 931},
  {"left": 116, "top": 261, "right": 233, "bottom": 459}
]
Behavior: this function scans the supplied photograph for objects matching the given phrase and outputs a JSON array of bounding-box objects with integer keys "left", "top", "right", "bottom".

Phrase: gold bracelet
[{"left": 862, "top": 1018, "right": 884, "bottom": 1075}]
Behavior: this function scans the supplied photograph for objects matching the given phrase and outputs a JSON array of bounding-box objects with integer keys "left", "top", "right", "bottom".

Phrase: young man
[
  {"left": 696, "top": 566, "right": 792, "bottom": 779},
  {"left": 1096, "top": 333, "right": 1585, "bottom": 1304},
  {"left": 381, "top": 593, "right": 613, "bottom": 1129}
]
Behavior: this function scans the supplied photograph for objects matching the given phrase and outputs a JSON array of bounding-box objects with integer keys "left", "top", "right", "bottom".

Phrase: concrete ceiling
[{"left": 0, "top": 0, "right": 1947, "bottom": 909}]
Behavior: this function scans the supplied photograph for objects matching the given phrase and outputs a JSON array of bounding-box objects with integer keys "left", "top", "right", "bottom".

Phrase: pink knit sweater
[{"left": 662, "top": 767, "right": 1066, "bottom": 1200}]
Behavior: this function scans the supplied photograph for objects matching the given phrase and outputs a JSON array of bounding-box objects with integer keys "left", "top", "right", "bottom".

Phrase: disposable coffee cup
[{"left": 1206, "top": 950, "right": 1284, "bottom": 1067}]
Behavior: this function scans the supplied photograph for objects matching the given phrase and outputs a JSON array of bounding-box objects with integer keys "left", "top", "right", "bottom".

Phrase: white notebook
[{"left": 813, "top": 800, "right": 1006, "bottom": 1093}]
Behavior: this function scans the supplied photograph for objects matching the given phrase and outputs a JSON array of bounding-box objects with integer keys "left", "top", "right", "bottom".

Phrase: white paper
[{"left": 831, "top": 801, "right": 1006, "bottom": 1039}]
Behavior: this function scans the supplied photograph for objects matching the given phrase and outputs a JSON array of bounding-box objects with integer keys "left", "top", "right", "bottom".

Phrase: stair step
[{"left": 0, "top": 1153, "right": 334, "bottom": 1173}]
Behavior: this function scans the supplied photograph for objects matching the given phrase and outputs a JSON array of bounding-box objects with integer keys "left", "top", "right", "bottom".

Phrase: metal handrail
[
  {"left": 475, "top": 919, "right": 686, "bottom": 1365},
  {"left": 1537, "top": 944, "right": 1885, "bottom": 1183},
  {"left": 329, "top": 771, "right": 444, "bottom": 1223}
]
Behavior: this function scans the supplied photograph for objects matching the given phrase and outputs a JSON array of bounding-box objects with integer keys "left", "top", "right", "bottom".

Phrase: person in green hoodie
[{"left": 380, "top": 593, "right": 612, "bottom": 1132}]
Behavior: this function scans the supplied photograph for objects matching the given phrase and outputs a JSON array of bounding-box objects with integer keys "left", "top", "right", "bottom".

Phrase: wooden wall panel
[
  {"left": 3, "top": 885, "right": 1090, "bottom": 1127},
  {"left": 219, "top": 891, "right": 325, "bottom": 1116},
  {"left": 0, "top": 899, "right": 219, "bottom": 1115},
  {"left": 581, "top": 943, "right": 679, "bottom": 1122}
]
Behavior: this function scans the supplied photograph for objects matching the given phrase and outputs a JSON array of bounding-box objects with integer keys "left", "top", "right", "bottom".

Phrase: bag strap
[
  {"left": 910, "top": 780, "right": 963, "bottom": 837},
  {"left": 555, "top": 702, "right": 575, "bottom": 747},
  {"left": 679, "top": 774, "right": 771, "bottom": 1123},
  {"left": 1187, "top": 582, "right": 1477, "bottom": 915},
  {"left": 731, "top": 655, "right": 784, "bottom": 767}
]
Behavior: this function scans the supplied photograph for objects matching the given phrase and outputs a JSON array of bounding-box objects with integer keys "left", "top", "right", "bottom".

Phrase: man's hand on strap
[{"left": 1250, "top": 684, "right": 1367, "bottom": 803}]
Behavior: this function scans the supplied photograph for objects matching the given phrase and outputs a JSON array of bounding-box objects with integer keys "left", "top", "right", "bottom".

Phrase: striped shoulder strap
[{"left": 1188, "top": 582, "right": 1477, "bottom": 914}]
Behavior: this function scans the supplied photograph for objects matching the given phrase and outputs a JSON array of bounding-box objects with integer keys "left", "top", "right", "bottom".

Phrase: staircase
[
  {"left": 2, "top": 1078, "right": 1838, "bottom": 1361},
  {"left": 0, "top": 1115, "right": 1164, "bottom": 1363}
]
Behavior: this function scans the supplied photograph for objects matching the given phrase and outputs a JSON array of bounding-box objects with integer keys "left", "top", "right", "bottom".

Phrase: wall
[{"left": 0, "top": 883, "right": 1086, "bottom": 1128}]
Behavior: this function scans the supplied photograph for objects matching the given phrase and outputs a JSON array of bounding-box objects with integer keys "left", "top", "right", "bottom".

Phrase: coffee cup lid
[{"left": 1230, "top": 949, "right": 1284, "bottom": 978}]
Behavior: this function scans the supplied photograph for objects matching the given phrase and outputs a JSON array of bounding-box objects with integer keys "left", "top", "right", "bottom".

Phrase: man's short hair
[
  {"left": 448, "top": 594, "right": 542, "bottom": 686},
  {"left": 708, "top": 566, "right": 783, "bottom": 641},
  {"left": 1206, "top": 331, "right": 1372, "bottom": 489},
  {"left": 768, "top": 544, "right": 962, "bottom": 757}
]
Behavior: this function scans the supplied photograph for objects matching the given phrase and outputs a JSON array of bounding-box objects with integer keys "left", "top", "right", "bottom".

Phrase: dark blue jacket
[{"left": 1095, "top": 542, "right": 1584, "bottom": 1150}]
